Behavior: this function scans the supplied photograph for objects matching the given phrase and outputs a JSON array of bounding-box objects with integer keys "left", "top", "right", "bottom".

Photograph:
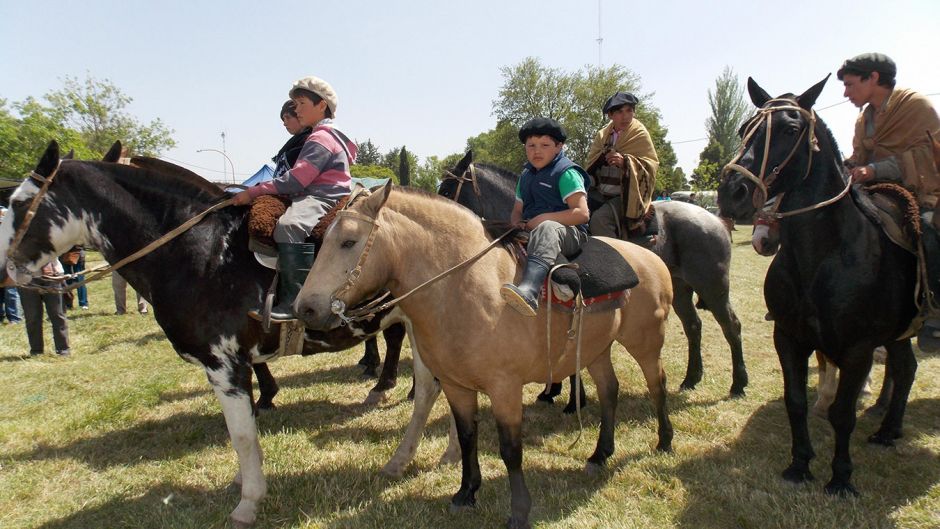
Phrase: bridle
[
  {"left": 6, "top": 161, "right": 62, "bottom": 270},
  {"left": 5, "top": 160, "right": 234, "bottom": 292},
  {"left": 440, "top": 163, "right": 480, "bottom": 200},
  {"left": 327, "top": 189, "right": 513, "bottom": 325},
  {"left": 722, "top": 98, "right": 852, "bottom": 223}
]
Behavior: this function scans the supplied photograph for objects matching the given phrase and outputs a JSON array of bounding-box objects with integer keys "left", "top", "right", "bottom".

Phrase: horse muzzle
[{"left": 293, "top": 294, "right": 342, "bottom": 330}]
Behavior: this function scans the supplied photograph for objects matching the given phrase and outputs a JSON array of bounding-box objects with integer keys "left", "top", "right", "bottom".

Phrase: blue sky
[{"left": 3, "top": 0, "right": 938, "bottom": 184}]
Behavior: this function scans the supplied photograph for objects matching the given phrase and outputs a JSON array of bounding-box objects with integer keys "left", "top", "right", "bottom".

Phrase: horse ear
[
  {"left": 360, "top": 181, "right": 392, "bottom": 219},
  {"left": 34, "top": 140, "right": 60, "bottom": 177},
  {"left": 747, "top": 77, "right": 772, "bottom": 108},
  {"left": 63, "top": 149, "right": 75, "bottom": 160},
  {"left": 453, "top": 150, "right": 473, "bottom": 175},
  {"left": 103, "top": 141, "right": 122, "bottom": 163},
  {"left": 796, "top": 74, "right": 831, "bottom": 110}
]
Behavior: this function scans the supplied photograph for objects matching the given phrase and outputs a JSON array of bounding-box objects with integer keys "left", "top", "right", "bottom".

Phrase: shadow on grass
[
  {"left": 34, "top": 447, "right": 620, "bottom": 529},
  {"left": 673, "top": 397, "right": 940, "bottom": 529}
]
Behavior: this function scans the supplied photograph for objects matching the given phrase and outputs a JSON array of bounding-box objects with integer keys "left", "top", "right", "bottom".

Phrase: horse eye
[{"left": 341, "top": 240, "right": 356, "bottom": 249}]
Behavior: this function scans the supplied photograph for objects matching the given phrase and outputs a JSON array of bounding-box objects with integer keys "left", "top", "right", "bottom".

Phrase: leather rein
[
  {"left": 722, "top": 99, "right": 852, "bottom": 223},
  {"left": 328, "top": 188, "right": 513, "bottom": 325},
  {"left": 6, "top": 161, "right": 234, "bottom": 293}
]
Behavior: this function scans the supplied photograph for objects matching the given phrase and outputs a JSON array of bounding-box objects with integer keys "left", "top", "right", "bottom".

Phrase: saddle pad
[{"left": 550, "top": 237, "right": 639, "bottom": 299}]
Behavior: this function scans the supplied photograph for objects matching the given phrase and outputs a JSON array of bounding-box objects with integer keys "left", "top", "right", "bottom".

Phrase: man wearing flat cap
[
  {"left": 584, "top": 91, "right": 659, "bottom": 243},
  {"left": 839, "top": 53, "right": 940, "bottom": 349}
]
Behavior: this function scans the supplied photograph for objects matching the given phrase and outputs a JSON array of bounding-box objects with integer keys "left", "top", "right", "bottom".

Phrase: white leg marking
[
  {"left": 382, "top": 322, "right": 442, "bottom": 477},
  {"left": 206, "top": 337, "right": 266, "bottom": 527}
]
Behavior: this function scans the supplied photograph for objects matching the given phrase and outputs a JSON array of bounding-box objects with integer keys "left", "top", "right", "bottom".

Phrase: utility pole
[
  {"left": 597, "top": 0, "right": 603, "bottom": 67},
  {"left": 221, "top": 131, "right": 228, "bottom": 182}
]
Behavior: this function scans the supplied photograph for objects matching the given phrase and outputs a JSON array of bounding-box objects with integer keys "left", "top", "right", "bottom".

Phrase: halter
[
  {"left": 722, "top": 98, "right": 855, "bottom": 225},
  {"left": 327, "top": 192, "right": 513, "bottom": 325},
  {"left": 6, "top": 161, "right": 62, "bottom": 268},
  {"left": 5, "top": 160, "right": 235, "bottom": 292},
  {"left": 440, "top": 163, "right": 480, "bottom": 200}
]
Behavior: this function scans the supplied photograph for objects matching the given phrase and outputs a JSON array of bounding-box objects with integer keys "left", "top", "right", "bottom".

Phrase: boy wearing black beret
[{"left": 500, "top": 117, "right": 591, "bottom": 317}]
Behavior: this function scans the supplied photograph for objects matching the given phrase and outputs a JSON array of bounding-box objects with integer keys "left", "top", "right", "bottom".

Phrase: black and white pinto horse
[
  {"left": 718, "top": 76, "right": 918, "bottom": 495},
  {"left": 439, "top": 151, "right": 748, "bottom": 398},
  {"left": 0, "top": 141, "right": 454, "bottom": 527},
  {"left": 128, "top": 155, "right": 407, "bottom": 409}
]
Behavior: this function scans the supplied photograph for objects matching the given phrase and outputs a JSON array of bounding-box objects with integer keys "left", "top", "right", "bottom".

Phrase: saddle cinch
[{"left": 520, "top": 236, "right": 640, "bottom": 313}]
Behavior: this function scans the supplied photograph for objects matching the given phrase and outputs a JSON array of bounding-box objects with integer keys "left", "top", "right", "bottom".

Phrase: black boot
[
  {"left": 500, "top": 257, "right": 550, "bottom": 317},
  {"left": 250, "top": 243, "right": 316, "bottom": 323}
]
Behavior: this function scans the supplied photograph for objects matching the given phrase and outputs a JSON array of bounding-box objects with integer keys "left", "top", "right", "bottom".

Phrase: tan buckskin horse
[{"left": 295, "top": 183, "right": 673, "bottom": 529}]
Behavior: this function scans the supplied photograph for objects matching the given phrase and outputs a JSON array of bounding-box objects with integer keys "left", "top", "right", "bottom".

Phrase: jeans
[
  {"left": 62, "top": 261, "right": 88, "bottom": 307},
  {"left": 1, "top": 287, "right": 23, "bottom": 323}
]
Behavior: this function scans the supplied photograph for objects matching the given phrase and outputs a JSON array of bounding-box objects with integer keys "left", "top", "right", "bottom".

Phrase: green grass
[{"left": 1, "top": 240, "right": 939, "bottom": 529}]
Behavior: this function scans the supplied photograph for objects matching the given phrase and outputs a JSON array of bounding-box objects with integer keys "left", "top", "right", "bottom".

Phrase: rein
[
  {"left": 723, "top": 99, "right": 842, "bottom": 219},
  {"left": 328, "top": 206, "right": 514, "bottom": 325},
  {"left": 441, "top": 163, "right": 480, "bottom": 200},
  {"left": 6, "top": 162, "right": 235, "bottom": 292}
]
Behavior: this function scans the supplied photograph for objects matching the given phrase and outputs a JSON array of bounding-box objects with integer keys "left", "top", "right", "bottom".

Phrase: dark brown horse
[{"left": 718, "top": 76, "right": 918, "bottom": 496}]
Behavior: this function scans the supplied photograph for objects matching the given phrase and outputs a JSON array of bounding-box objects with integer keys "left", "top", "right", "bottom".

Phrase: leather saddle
[
  {"left": 853, "top": 183, "right": 921, "bottom": 254},
  {"left": 541, "top": 237, "right": 639, "bottom": 311}
]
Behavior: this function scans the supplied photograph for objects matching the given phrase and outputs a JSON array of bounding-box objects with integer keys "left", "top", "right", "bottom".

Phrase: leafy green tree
[
  {"left": 412, "top": 152, "right": 464, "bottom": 193},
  {"left": 351, "top": 164, "right": 398, "bottom": 184},
  {"left": 691, "top": 139, "right": 726, "bottom": 190},
  {"left": 0, "top": 75, "right": 176, "bottom": 182},
  {"left": 44, "top": 74, "right": 175, "bottom": 156},
  {"left": 380, "top": 147, "right": 418, "bottom": 180},
  {"left": 702, "top": 66, "right": 750, "bottom": 169},
  {"left": 398, "top": 146, "right": 411, "bottom": 186},
  {"left": 355, "top": 139, "right": 382, "bottom": 166},
  {"left": 469, "top": 58, "right": 676, "bottom": 181}
]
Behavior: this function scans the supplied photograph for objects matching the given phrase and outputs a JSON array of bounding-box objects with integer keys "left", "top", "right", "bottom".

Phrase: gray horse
[{"left": 440, "top": 151, "right": 748, "bottom": 398}]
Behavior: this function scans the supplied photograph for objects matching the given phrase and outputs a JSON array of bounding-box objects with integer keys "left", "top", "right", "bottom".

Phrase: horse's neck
[
  {"left": 779, "top": 155, "right": 873, "bottom": 265},
  {"left": 478, "top": 168, "right": 516, "bottom": 221},
  {"left": 78, "top": 170, "right": 246, "bottom": 284}
]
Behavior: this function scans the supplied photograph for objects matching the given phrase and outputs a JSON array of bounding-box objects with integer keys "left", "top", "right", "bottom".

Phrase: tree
[
  {"left": 411, "top": 152, "right": 464, "bottom": 193},
  {"left": 0, "top": 75, "right": 176, "bottom": 182},
  {"left": 398, "top": 146, "right": 411, "bottom": 186},
  {"left": 44, "top": 74, "right": 175, "bottom": 156},
  {"left": 351, "top": 164, "right": 398, "bottom": 184},
  {"left": 355, "top": 139, "right": 382, "bottom": 166},
  {"left": 380, "top": 147, "right": 418, "bottom": 180},
  {"left": 470, "top": 58, "right": 676, "bottom": 182},
  {"left": 703, "top": 67, "right": 750, "bottom": 167},
  {"left": 691, "top": 139, "right": 726, "bottom": 190}
]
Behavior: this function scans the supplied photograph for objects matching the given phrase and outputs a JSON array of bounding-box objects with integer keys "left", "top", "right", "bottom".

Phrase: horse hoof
[
  {"left": 863, "top": 403, "right": 887, "bottom": 417},
  {"left": 536, "top": 393, "right": 555, "bottom": 404},
  {"left": 679, "top": 379, "right": 699, "bottom": 392},
  {"left": 584, "top": 461, "right": 604, "bottom": 476},
  {"left": 256, "top": 401, "right": 276, "bottom": 412},
  {"left": 506, "top": 516, "right": 532, "bottom": 529},
  {"left": 562, "top": 402, "right": 587, "bottom": 414},
  {"left": 824, "top": 481, "right": 860, "bottom": 497},
  {"left": 362, "top": 390, "right": 387, "bottom": 406},
  {"left": 380, "top": 461, "right": 406, "bottom": 479},
  {"left": 868, "top": 430, "right": 900, "bottom": 446},
  {"left": 361, "top": 367, "right": 378, "bottom": 379},
  {"left": 231, "top": 518, "right": 253, "bottom": 529},
  {"left": 729, "top": 385, "right": 746, "bottom": 398},
  {"left": 781, "top": 465, "right": 814, "bottom": 484}
]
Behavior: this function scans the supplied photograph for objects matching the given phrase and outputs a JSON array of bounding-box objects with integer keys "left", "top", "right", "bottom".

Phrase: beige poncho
[
  {"left": 585, "top": 118, "right": 659, "bottom": 219},
  {"left": 848, "top": 88, "right": 940, "bottom": 208}
]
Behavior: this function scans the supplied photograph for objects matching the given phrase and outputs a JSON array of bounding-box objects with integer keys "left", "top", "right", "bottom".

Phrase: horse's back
[{"left": 655, "top": 201, "right": 731, "bottom": 283}]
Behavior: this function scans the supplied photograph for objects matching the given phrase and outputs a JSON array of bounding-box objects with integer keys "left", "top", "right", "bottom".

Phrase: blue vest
[{"left": 519, "top": 152, "right": 590, "bottom": 231}]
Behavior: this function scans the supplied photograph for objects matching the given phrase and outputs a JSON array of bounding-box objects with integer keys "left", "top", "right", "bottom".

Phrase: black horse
[
  {"left": 718, "top": 76, "right": 918, "bottom": 496},
  {"left": 0, "top": 141, "right": 446, "bottom": 527},
  {"left": 439, "top": 151, "right": 748, "bottom": 402}
]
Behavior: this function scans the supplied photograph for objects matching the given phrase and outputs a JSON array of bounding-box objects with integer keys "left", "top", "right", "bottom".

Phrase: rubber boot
[
  {"left": 249, "top": 243, "right": 316, "bottom": 324},
  {"left": 500, "top": 257, "right": 550, "bottom": 317},
  {"left": 917, "top": 222, "right": 940, "bottom": 352}
]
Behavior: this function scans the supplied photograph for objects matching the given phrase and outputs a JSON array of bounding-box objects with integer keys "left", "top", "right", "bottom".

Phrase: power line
[{"left": 159, "top": 155, "right": 256, "bottom": 177}]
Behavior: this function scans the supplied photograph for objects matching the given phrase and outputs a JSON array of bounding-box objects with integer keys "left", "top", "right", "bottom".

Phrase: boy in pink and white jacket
[{"left": 234, "top": 75, "right": 357, "bottom": 322}]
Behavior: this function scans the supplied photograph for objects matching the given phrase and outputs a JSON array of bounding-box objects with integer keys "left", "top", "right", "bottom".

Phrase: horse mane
[{"left": 129, "top": 156, "right": 227, "bottom": 199}]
